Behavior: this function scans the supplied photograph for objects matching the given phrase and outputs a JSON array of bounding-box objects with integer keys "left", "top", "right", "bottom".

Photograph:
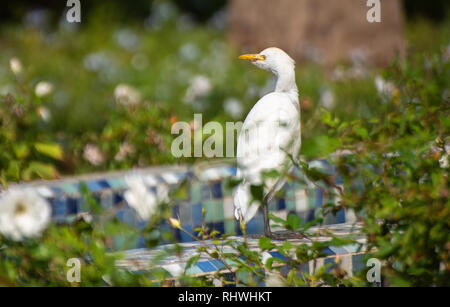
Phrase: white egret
[{"left": 234, "top": 47, "right": 301, "bottom": 238}]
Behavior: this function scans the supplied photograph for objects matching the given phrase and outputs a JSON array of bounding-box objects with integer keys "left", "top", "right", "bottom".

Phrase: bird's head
[{"left": 239, "top": 47, "right": 295, "bottom": 75}]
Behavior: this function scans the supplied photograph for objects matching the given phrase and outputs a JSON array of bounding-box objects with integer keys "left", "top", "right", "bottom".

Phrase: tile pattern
[
  {"left": 115, "top": 223, "right": 367, "bottom": 284},
  {"left": 8, "top": 161, "right": 356, "bottom": 247}
]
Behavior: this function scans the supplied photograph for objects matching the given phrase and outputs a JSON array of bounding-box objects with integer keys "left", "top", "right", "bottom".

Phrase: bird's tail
[{"left": 233, "top": 182, "right": 260, "bottom": 224}]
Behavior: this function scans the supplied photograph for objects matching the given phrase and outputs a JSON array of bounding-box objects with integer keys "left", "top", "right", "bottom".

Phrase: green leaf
[
  {"left": 268, "top": 212, "right": 287, "bottom": 225},
  {"left": 13, "top": 143, "right": 30, "bottom": 159},
  {"left": 286, "top": 214, "right": 302, "bottom": 231},
  {"left": 250, "top": 184, "right": 264, "bottom": 201},
  {"left": 259, "top": 237, "right": 275, "bottom": 251},
  {"left": 23, "top": 162, "right": 58, "bottom": 179},
  {"left": 264, "top": 257, "right": 274, "bottom": 270},
  {"left": 7, "top": 161, "right": 20, "bottom": 180},
  {"left": 34, "top": 142, "right": 64, "bottom": 160}
]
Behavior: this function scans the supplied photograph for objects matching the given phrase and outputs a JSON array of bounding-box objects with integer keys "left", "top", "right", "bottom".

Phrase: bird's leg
[{"left": 263, "top": 198, "right": 272, "bottom": 238}]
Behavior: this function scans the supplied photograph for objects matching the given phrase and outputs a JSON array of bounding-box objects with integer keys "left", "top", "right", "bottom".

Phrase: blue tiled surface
[
  {"left": 115, "top": 223, "right": 367, "bottom": 283},
  {"left": 11, "top": 161, "right": 357, "bottom": 248}
]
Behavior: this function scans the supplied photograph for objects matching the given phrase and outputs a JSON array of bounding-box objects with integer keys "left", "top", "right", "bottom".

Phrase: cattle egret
[{"left": 234, "top": 47, "right": 301, "bottom": 238}]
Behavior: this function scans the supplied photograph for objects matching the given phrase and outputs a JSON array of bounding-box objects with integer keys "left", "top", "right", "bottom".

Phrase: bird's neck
[{"left": 273, "top": 67, "right": 298, "bottom": 98}]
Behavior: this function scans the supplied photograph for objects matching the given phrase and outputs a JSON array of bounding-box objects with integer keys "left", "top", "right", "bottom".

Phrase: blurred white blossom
[
  {"left": 37, "top": 106, "right": 51, "bottom": 122},
  {"left": 439, "top": 143, "right": 450, "bottom": 169},
  {"left": 209, "top": 9, "right": 228, "bottom": 30},
  {"left": 115, "top": 141, "right": 135, "bottom": 161},
  {"left": 304, "top": 46, "right": 324, "bottom": 64},
  {"left": 114, "top": 84, "right": 141, "bottom": 106},
  {"left": 83, "top": 144, "right": 104, "bottom": 166},
  {"left": 264, "top": 272, "right": 285, "bottom": 287},
  {"left": 0, "top": 188, "right": 51, "bottom": 241},
  {"left": 331, "top": 67, "right": 346, "bottom": 81},
  {"left": 83, "top": 51, "right": 119, "bottom": 83},
  {"left": 184, "top": 75, "right": 212, "bottom": 103},
  {"left": 179, "top": 43, "right": 200, "bottom": 62},
  {"left": 440, "top": 154, "right": 449, "bottom": 169},
  {"left": 224, "top": 98, "right": 244, "bottom": 119},
  {"left": 375, "top": 75, "right": 396, "bottom": 99},
  {"left": 319, "top": 88, "right": 335, "bottom": 109},
  {"left": 24, "top": 9, "right": 50, "bottom": 30},
  {"left": 168, "top": 217, "right": 181, "bottom": 229},
  {"left": 9, "top": 57, "right": 22, "bottom": 75},
  {"left": 35, "top": 81, "right": 54, "bottom": 97},
  {"left": 145, "top": 1, "right": 178, "bottom": 31},
  {"left": 114, "top": 28, "right": 140, "bottom": 52},
  {"left": 76, "top": 212, "right": 93, "bottom": 224},
  {"left": 124, "top": 175, "right": 168, "bottom": 220}
]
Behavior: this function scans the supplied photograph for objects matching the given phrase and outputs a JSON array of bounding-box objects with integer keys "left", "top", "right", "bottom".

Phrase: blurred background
[{"left": 0, "top": 0, "right": 449, "bottom": 183}]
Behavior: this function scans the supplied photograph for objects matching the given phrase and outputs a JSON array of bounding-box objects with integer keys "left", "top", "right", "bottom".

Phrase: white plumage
[{"left": 234, "top": 47, "right": 301, "bottom": 236}]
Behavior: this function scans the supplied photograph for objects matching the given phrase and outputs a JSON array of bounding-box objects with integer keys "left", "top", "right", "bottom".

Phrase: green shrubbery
[{"left": 0, "top": 6, "right": 448, "bottom": 286}]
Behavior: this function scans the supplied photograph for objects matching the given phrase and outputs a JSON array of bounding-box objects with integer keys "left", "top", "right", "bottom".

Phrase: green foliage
[{"left": 0, "top": 7, "right": 449, "bottom": 287}]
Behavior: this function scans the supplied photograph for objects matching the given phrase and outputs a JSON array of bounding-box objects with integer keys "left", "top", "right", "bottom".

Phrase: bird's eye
[{"left": 251, "top": 55, "right": 266, "bottom": 62}]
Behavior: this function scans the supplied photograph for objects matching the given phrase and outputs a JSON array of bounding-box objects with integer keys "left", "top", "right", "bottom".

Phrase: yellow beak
[{"left": 239, "top": 54, "right": 265, "bottom": 62}]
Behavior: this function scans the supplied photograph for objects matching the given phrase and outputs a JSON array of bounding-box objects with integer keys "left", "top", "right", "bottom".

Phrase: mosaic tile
[
  {"left": 190, "top": 182, "right": 202, "bottom": 203},
  {"left": 223, "top": 196, "right": 234, "bottom": 219},
  {"left": 106, "top": 177, "right": 127, "bottom": 189},
  {"left": 277, "top": 198, "right": 286, "bottom": 210},
  {"left": 66, "top": 197, "right": 79, "bottom": 215},
  {"left": 11, "top": 159, "right": 358, "bottom": 252},
  {"left": 50, "top": 186, "right": 64, "bottom": 197},
  {"left": 85, "top": 180, "right": 104, "bottom": 192},
  {"left": 160, "top": 173, "right": 180, "bottom": 185},
  {"left": 197, "top": 261, "right": 216, "bottom": 272},
  {"left": 212, "top": 222, "right": 224, "bottom": 235},
  {"left": 352, "top": 253, "right": 367, "bottom": 273},
  {"left": 59, "top": 183, "right": 79, "bottom": 195},
  {"left": 52, "top": 198, "right": 67, "bottom": 217},
  {"left": 295, "top": 189, "right": 308, "bottom": 212},
  {"left": 201, "top": 184, "right": 212, "bottom": 200},
  {"left": 179, "top": 202, "right": 192, "bottom": 223},
  {"left": 286, "top": 200, "right": 296, "bottom": 211},
  {"left": 100, "top": 191, "right": 114, "bottom": 210},
  {"left": 225, "top": 220, "right": 235, "bottom": 234},
  {"left": 203, "top": 200, "right": 216, "bottom": 223}
]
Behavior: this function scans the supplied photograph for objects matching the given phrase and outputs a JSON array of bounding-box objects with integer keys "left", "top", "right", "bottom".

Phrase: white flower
[
  {"left": 184, "top": 75, "right": 212, "bottom": 103},
  {"left": 35, "top": 81, "right": 54, "bottom": 97},
  {"left": 124, "top": 175, "right": 168, "bottom": 220},
  {"left": 114, "top": 84, "right": 141, "bottom": 106},
  {"left": 37, "top": 106, "right": 51, "bottom": 122},
  {"left": 114, "top": 28, "right": 139, "bottom": 52},
  {"left": 83, "top": 144, "right": 104, "bottom": 166},
  {"left": 0, "top": 188, "right": 51, "bottom": 241},
  {"left": 9, "top": 57, "right": 22, "bottom": 75},
  {"left": 76, "top": 212, "right": 93, "bottom": 224},
  {"left": 439, "top": 143, "right": 450, "bottom": 169},
  {"left": 439, "top": 154, "right": 449, "bottom": 169},
  {"left": 212, "top": 278, "right": 223, "bottom": 287},
  {"left": 375, "top": 75, "right": 396, "bottom": 98},
  {"left": 319, "top": 88, "right": 335, "bottom": 109},
  {"left": 168, "top": 217, "right": 181, "bottom": 229},
  {"left": 114, "top": 141, "right": 135, "bottom": 161},
  {"left": 265, "top": 272, "right": 285, "bottom": 287},
  {"left": 224, "top": 98, "right": 244, "bottom": 119}
]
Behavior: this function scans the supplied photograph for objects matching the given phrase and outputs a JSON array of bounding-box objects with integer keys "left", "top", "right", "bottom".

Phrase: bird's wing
[
  {"left": 233, "top": 92, "right": 301, "bottom": 223},
  {"left": 236, "top": 92, "right": 301, "bottom": 184}
]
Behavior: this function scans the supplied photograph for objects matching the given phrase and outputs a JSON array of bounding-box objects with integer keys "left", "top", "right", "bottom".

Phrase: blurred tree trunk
[{"left": 228, "top": 0, "right": 405, "bottom": 67}]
